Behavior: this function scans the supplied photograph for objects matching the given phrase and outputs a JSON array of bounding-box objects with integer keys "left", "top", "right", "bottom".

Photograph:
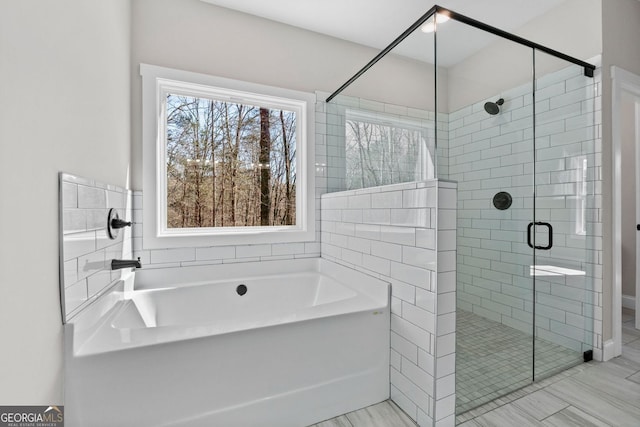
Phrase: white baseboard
[
  {"left": 592, "top": 347, "right": 602, "bottom": 361},
  {"left": 622, "top": 294, "right": 637, "bottom": 310},
  {"left": 601, "top": 339, "right": 618, "bottom": 361}
]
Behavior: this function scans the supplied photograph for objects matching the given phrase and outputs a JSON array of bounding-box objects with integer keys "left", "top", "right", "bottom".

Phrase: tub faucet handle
[{"left": 111, "top": 217, "right": 132, "bottom": 229}]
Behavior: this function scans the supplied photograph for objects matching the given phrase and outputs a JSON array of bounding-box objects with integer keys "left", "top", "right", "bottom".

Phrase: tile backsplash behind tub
[{"left": 59, "top": 173, "right": 132, "bottom": 322}]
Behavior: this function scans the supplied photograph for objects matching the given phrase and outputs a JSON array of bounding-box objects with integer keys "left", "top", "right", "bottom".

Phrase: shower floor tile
[{"left": 456, "top": 309, "right": 583, "bottom": 415}]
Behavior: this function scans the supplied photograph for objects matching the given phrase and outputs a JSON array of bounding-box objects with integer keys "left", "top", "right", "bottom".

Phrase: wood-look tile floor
[
  {"left": 310, "top": 400, "right": 417, "bottom": 427},
  {"left": 313, "top": 308, "right": 640, "bottom": 427}
]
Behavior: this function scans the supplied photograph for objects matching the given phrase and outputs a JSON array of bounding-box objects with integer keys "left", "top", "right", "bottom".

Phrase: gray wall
[
  {"left": 601, "top": 0, "right": 640, "bottom": 340},
  {"left": 621, "top": 93, "right": 637, "bottom": 298},
  {"left": 0, "top": 0, "right": 131, "bottom": 404}
]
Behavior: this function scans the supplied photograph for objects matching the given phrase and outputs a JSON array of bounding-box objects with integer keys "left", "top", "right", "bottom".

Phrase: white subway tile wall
[
  {"left": 320, "top": 180, "right": 457, "bottom": 426},
  {"left": 59, "top": 173, "right": 132, "bottom": 321},
  {"left": 442, "top": 64, "right": 602, "bottom": 355},
  {"left": 132, "top": 190, "right": 322, "bottom": 268}
]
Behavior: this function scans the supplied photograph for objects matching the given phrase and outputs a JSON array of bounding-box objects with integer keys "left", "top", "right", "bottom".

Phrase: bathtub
[{"left": 65, "top": 258, "right": 390, "bottom": 427}]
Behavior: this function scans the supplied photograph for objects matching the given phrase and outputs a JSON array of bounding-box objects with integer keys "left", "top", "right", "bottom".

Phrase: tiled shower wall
[
  {"left": 59, "top": 173, "right": 132, "bottom": 321},
  {"left": 442, "top": 63, "right": 603, "bottom": 353},
  {"left": 320, "top": 180, "right": 457, "bottom": 427}
]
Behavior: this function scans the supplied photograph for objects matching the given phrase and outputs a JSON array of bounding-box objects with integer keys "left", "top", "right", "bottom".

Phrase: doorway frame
[{"left": 611, "top": 65, "right": 640, "bottom": 359}]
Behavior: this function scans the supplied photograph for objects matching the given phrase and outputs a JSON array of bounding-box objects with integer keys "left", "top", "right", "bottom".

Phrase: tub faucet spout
[{"left": 111, "top": 257, "right": 142, "bottom": 270}]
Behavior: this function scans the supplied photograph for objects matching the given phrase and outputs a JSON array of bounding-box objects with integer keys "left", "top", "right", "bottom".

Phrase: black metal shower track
[{"left": 325, "top": 5, "right": 596, "bottom": 103}]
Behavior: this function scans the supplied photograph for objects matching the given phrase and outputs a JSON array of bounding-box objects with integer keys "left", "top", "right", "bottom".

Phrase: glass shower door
[
  {"left": 440, "top": 17, "right": 538, "bottom": 413},
  {"left": 532, "top": 51, "right": 595, "bottom": 380}
]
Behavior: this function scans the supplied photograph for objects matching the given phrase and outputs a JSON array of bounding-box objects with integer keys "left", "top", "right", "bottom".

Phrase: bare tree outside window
[{"left": 165, "top": 94, "right": 297, "bottom": 228}]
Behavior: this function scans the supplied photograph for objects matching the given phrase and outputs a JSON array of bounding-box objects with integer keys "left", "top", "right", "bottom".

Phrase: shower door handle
[{"left": 527, "top": 222, "right": 553, "bottom": 250}]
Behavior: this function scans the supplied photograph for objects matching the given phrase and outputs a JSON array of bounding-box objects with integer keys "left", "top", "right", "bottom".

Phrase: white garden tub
[{"left": 65, "top": 258, "right": 390, "bottom": 427}]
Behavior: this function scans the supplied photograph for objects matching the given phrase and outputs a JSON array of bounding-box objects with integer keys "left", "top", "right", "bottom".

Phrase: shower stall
[{"left": 322, "top": 5, "right": 600, "bottom": 425}]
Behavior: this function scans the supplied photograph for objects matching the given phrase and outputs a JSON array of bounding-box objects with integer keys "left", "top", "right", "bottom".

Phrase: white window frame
[{"left": 140, "top": 64, "right": 316, "bottom": 249}]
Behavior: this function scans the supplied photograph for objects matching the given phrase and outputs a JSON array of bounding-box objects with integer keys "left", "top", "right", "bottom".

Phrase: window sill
[{"left": 141, "top": 222, "right": 316, "bottom": 249}]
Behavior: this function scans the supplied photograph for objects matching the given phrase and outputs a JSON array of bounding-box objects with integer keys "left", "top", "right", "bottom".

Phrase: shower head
[{"left": 484, "top": 98, "right": 504, "bottom": 115}]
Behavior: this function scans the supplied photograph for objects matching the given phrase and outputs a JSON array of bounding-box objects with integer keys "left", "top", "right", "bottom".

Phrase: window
[
  {"left": 345, "top": 110, "right": 435, "bottom": 190},
  {"left": 141, "top": 65, "right": 315, "bottom": 248},
  {"left": 165, "top": 95, "right": 297, "bottom": 228}
]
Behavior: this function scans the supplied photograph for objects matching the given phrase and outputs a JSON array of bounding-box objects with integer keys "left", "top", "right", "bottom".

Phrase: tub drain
[{"left": 236, "top": 284, "right": 247, "bottom": 296}]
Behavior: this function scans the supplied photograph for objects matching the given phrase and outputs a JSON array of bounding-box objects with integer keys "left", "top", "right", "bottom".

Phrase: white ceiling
[{"left": 200, "top": 0, "right": 568, "bottom": 66}]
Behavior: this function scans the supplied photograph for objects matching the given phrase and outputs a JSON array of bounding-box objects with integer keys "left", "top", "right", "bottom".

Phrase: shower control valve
[{"left": 107, "top": 208, "right": 132, "bottom": 240}]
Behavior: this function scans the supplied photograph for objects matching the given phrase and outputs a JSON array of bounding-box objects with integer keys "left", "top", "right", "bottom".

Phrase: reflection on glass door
[
  {"left": 532, "top": 52, "right": 595, "bottom": 381},
  {"left": 444, "top": 17, "right": 537, "bottom": 413}
]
